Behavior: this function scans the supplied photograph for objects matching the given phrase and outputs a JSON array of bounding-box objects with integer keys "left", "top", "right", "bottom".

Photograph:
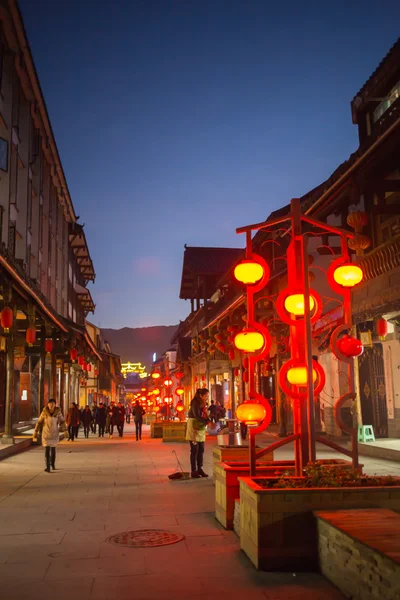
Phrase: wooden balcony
[{"left": 358, "top": 235, "right": 400, "bottom": 282}]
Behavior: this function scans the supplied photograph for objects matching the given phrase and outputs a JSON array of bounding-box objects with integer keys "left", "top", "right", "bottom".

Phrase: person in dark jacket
[
  {"left": 81, "top": 405, "right": 93, "bottom": 438},
  {"left": 132, "top": 401, "right": 145, "bottom": 441},
  {"left": 95, "top": 402, "right": 107, "bottom": 437},
  {"left": 66, "top": 403, "right": 81, "bottom": 441},
  {"left": 208, "top": 400, "right": 218, "bottom": 423},
  {"left": 90, "top": 402, "right": 98, "bottom": 434},
  {"left": 186, "top": 388, "right": 210, "bottom": 478},
  {"left": 108, "top": 402, "right": 119, "bottom": 438},
  {"left": 115, "top": 402, "right": 125, "bottom": 437}
]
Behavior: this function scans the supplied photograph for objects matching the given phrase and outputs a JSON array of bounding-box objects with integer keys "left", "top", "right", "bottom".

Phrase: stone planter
[
  {"left": 215, "top": 458, "right": 357, "bottom": 530},
  {"left": 239, "top": 476, "right": 400, "bottom": 572},
  {"left": 162, "top": 421, "right": 187, "bottom": 443},
  {"left": 215, "top": 461, "right": 295, "bottom": 530},
  {"left": 144, "top": 414, "right": 156, "bottom": 426},
  {"left": 212, "top": 445, "right": 274, "bottom": 480},
  {"left": 150, "top": 421, "right": 164, "bottom": 438}
]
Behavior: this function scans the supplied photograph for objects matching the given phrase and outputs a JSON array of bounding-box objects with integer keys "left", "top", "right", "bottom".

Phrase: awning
[
  {"left": 75, "top": 281, "right": 95, "bottom": 314},
  {"left": 69, "top": 223, "right": 95, "bottom": 282}
]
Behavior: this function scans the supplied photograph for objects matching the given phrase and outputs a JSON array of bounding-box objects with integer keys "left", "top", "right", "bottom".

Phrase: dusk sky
[{"left": 20, "top": 0, "right": 400, "bottom": 329}]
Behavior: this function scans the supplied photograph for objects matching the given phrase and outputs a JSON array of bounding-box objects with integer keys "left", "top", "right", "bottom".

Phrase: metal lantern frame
[{"left": 236, "top": 198, "right": 361, "bottom": 476}]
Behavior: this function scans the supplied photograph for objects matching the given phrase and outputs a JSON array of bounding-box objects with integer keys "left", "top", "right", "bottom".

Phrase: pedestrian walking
[
  {"left": 115, "top": 401, "right": 125, "bottom": 437},
  {"left": 91, "top": 401, "right": 98, "bottom": 434},
  {"left": 186, "top": 388, "right": 210, "bottom": 478},
  {"left": 95, "top": 401, "right": 107, "bottom": 437},
  {"left": 107, "top": 402, "right": 118, "bottom": 438},
  {"left": 66, "top": 402, "right": 81, "bottom": 441},
  {"left": 132, "top": 400, "right": 145, "bottom": 441},
  {"left": 33, "top": 398, "right": 67, "bottom": 472},
  {"left": 208, "top": 400, "right": 218, "bottom": 423},
  {"left": 81, "top": 405, "right": 93, "bottom": 438},
  {"left": 125, "top": 404, "right": 131, "bottom": 424}
]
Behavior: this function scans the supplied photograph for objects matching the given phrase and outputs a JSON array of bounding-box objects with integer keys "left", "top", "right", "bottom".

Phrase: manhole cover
[{"left": 106, "top": 529, "right": 184, "bottom": 548}]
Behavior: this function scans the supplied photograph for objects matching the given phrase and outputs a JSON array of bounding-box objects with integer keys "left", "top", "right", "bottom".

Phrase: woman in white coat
[{"left": 33, "top": 398, "right": 67, "bottom": 472}]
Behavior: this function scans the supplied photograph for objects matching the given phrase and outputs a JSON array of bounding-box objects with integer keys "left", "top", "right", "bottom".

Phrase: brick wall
[{"left": 317, "top": 518, "right": 400, "bottom": 599}]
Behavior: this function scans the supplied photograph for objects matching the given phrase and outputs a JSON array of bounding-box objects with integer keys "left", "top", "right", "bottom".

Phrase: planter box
[
  {"left": 215, "top": 461, "right": 295, "bottom": 530},
  {"left": 144, "top": 414, "right": 156, "bottom": 425},
  {"left": 163, "top": 421, "right": 187, "bottom": 443},
  {"left": 239, "top": 476, "right": 400, "bottom": 572},
  {"left": 215, "top": 458, "right": 357, "bottom": 530},
  {"left": 212, "top": 445, "right": 274, "bottom": 480},
  {"left": 150, "top": 421, "right": 164, "bottom": 438}
]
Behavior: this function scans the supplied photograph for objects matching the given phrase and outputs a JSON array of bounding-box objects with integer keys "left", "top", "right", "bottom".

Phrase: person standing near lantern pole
[
  {"left": 33, "top": 398, "right": 67, "bottom": 472},
  {"left": 132, "top": 400, "right": 145, "bottom": 441},
  {"left": 186, "top": 388, "right": 210, "bottom": 478}
]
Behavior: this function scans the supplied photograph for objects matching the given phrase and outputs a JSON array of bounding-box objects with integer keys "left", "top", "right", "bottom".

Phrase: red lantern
[
  {"left": 45, "top": 338, "right": 53, "bottom": 354},
  {"left": 70, "top": 348, "right": 78, "bottom": 362},
  {"left": 154, "top": 405, "right": 161, "bottom": 414},
  {"left": 87, "top": 363, "right": 92, "bottom": 372},
  {"left": 377, "top": 318, "right": 388, "bottom": 340},
  {"left": 94, "top": 369, "right": 99, "bottom": 377},
  {"left": 78, "top": 356, "right": 85, "bottom": 366},
  {"left": 1, "top": 306, "right": 13, "bottom": 333},
  {"left": 236, "top": 401, "right": 266, "bottom": 426},
  {"left": 83, "top": 362, "right": 88, "bottom": 371},
  {"left": 337, "top": 336, "right": 363, "bottom": 358},
  {"left": 176, "top": 404, "right": 184, "bottom": 413},
  {"left": 26, "top": 327, "right": 36, "bottom": 347},
  {"left": 163, "top": 378, "right": 173, "bottom": 388},
  {"left": 175, "top": 387, "right": 184, "bottom": 396},
  {"left": 243, "top": 371, "right": 249, "bottom": 383},
  {"left": 234, "top": 368, "right": 239, "bottom": 377},
  {"left": 175, "top": 371, "right": 184, "bottom": 379}
]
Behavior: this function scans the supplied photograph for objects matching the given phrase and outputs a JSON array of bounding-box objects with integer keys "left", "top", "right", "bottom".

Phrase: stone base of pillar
[{"left": 1, "top": 436, "right": 14, "bottom": 445}]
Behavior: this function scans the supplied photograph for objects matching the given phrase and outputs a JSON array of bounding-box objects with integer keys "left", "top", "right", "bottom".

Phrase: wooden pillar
[
  {"left": 2, "top": 334, "right": 14, "bottom": 443},
  {"left": 59, "top": 359, "right": 65, "bottom": 412}
]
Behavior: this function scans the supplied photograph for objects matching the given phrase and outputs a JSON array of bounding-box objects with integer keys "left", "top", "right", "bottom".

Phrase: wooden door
[{"left": 358, "top": 343, "right": 388, "bottom": 438}]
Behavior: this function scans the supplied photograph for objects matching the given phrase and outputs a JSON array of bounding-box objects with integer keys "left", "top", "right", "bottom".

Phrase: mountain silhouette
[{"left": 101, "top": 325, "right": 178, "bottom": 367}]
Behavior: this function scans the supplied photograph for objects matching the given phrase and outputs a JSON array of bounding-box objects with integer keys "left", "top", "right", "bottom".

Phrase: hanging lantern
[
  {"left": 163, "top": 378, "right": 173, "bottom": 388},
  {"left": 337, "top": 335, "right": 363, "bottom": 358},
  {"left": 164, "top": 395, "right": 173, "bottom": 404},
  {"left": 175, "top": 371, "right": 184, "bottom": 379},
  {"left": 154, "top": 405, "right": 161, "bottom": 414},
  {"left": 236, "top": 401, "right": 267, "bottom": 426},
  {"left": 234, "top": 258, "right": 267, "bottom": 286},
  {"left": 234, "top": 329, "right": 265, "bottom": 353},
  {"left": 1, "top": 306, "right": 13, "bottom": 334},
  {"left": 152, "top": 371, "right": 161, "bottom": 379},
  {"left": 78, "top": 355, "right": 85, "bottom": 366},
  {"left": 242, "top": 371, "right": 249, "bottom": 383},
  {"left": 234, "top": 367, "right": 239, "bottom": 377},
  {"left": 348, "top": 233, "right": 371, "bottom": 253},
  {"left": 70, "top": 348, "right": 78, "bottom": 362},
  {"left": 176, "top": 404, "right": 184, "bottom": 413},
  {"left": 284, "top": 293, "right": 315, "bottom": 316},
  {"left": 94, "top": 369, "right": 99, "bottom": 377},
  {"left": 347, "top": 211, "right": 368, "bottom": 233},
  {"left": 287, "top": 366, "right": 317, "bottom": 387},
  {"left": 377, "top": 318, "right": 388, "bottom": 340},
  {"left": 45, "top": 338, "right": 53, "bottom": 354},
  {"left": 83, "top": 362, "right": 88, "bottom": 372},
  {"left": 175, "top": 387, "right": 184, "bottom": 396},
  {"left": 26, "top": 327, "right": 36, "bottom": 347},
  {"left": 153, "top": 387, "right": 160, "bottom": 395},
  {"left": 333, "top": 264, "right": 363, "bottom": 288}
]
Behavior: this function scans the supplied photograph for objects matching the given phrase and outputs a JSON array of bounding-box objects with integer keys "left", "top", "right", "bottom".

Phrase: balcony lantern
[
  {"left": 333, "top": 264, "right": 363, "bottom": 288},
  {"left": 1, "top": 306, "right": 13, "bottom": 333},
  {"left": 70, "top": 348, "right": 78, "bottom": 362},
  {"left": 284, "top": 293, "right": 315, "bottom": 316},
  {"left": 234, "top": 259, "right": 265, "bottom": 285},
  {"left": 236, "top": 401, "right": 266, "bottom": 426},
  {"left": 44, "top": 338, "right": 53, "bottom": 354},
  {"left": 175, "top": 387, "right": 184, "bottom": 396},
  {"left": 287, "top": 366, "right": 317, "bottom": 387},
  {"left": 337, "top": 335, "right": 363, "bottom": 358},
  {"left": 26, "top": 327, "right": 36, "bottom": 347},
  {"left": 234, "top": 329, "right": 265, "bottom": 353},
  {"left": 377, "top": 318, "right": 388, "bottom": 340},
  {"left": 163, "top": 378, "right": 173, "bottom": 388}
]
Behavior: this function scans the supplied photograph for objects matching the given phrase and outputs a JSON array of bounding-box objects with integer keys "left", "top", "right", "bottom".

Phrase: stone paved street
[{"left": 1, "top": 424, "right": 399, "bottom": 600}]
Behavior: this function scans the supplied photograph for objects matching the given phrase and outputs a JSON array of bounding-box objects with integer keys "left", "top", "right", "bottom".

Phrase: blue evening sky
[{"left": 19, "top": 0, "right": 400, "bottom": 328}]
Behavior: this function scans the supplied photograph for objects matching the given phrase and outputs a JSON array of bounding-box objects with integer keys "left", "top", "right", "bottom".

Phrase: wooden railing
[{"left": 358, "top": 235, "right": 400, "bottom": 282}]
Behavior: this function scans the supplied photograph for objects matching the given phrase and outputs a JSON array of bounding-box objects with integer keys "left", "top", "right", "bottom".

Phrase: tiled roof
[
  {"left": 351, "top": 37, "right": 400, "bottom": 123},
  {"left": 180, "top": 246, "right": 243, "bottom": 299}
]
